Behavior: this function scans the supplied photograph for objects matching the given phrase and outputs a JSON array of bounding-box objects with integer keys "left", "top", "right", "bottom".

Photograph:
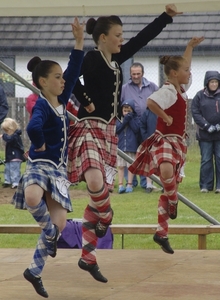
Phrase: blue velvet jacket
[
  {"left": 73, "top": 12, "right": 173, "bottom": 124},
  {"left": 27, "top": 49, "right": 84, "bottom": 168}
]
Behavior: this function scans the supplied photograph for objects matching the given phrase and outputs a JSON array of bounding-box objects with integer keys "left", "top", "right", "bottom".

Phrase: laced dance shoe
[
  {"left": 78, "top": 258, "right": 108, "bottom": 283},
  {"left": 23, "top": 268, "right": 48, "bottom": 298},
  {"left": 153, "top": 234, "right": 174, "bottom": 254}
]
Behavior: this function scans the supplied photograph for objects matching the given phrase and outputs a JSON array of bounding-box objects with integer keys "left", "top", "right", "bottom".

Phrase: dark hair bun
[
  {"left": 86, "top": 18, "right": 96, "bottom": 35},
  {"left": 160, "top": 55, "right": 170, "bottom": 65},
  {"left": 27, "top": 56, "right": 41, "bottom": 72}
]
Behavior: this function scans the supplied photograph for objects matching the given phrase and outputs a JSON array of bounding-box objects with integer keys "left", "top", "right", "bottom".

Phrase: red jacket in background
[{"left": 26, "top": 93, "right": 38, "bottom": 118}]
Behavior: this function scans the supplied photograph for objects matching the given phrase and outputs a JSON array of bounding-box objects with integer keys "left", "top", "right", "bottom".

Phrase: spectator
[
  {"left": 26, "top": 82, "right": 39, "bottom": 119},
  {"left": 0, "top": 84, "right": 8, "bottom": 124},
  {"left": 116, "top": 99, "right": 140, "bottom": 193},
  {"left": 191, "top": 70, "right": 220, "bottom": 193},
  {"left": 121, "top": 62, "right": 158, "bottom": 189},
  {"left": 0, "top": 118, "right": 24, "bottom": 189},
  {"left": 26, "top": 90, "right": 38, "bottom": 119}
]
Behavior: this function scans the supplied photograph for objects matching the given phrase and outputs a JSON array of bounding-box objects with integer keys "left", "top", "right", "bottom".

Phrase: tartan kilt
[
  {"left": 67, "top": 118, "right": 118, "bottom": 189},
  {"left": 12, "top": 161, "right": 73, "bottom": 211},
  {"left": 128, "top": 132, "right": 187, "bottom": 183}
]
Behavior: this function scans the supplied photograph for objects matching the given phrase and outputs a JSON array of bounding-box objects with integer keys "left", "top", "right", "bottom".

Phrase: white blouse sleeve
[{"left": 148, "top": 84, "right": 177, "bottom": 110}]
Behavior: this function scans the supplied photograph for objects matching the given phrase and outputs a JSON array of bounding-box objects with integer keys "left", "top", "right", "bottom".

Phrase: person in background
[
  {"left": 12, "top": 18, "right": 84, "bottom": 298},
  {"left": 26, "top": 90, "right": 38, "bottom": 119},
  {"left": 0, "top": 84, "right": 8, "bottom": 124},
  {"left": 121, "top": 62, "right": 158, "bottom": 190},
  {"left": 140, "top": 107, "right": 158, "bottom": 193},
  {"left": 191, "top": 71, "right": 220, "bottom": 193},
  {"left": 0, "top": 117, "right": 24, "bottom": 189},
  {"left": 129, "top": 37, "right": 204, "bottom": 254},
  {"left": 116, "top": 99, "right": 140, "bottom": 193},
  {"left": 67, "top": 4, "right": 182, "bottom": 283}
]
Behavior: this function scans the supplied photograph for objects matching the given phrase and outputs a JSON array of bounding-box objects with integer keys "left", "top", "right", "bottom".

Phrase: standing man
[
  {"left": 0, "top": 84, "right": 8, "bottom": 125},
  {"left": 121, "top": 62, "right": 158, "bottom": 189}
]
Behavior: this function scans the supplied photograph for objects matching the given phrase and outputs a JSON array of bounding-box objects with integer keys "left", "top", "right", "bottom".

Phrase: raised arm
[
  {"left": 117, "top": 4, "right": 183, "bottom": 65},
  {"left": 61, "top": 17, "right": 85, "bottom": 104},
  {"left": 183, "top": 37, "right": 204, "bottom": 66},
  {"left": 71, "top": 17, "right": 85, "bottom": 50}
]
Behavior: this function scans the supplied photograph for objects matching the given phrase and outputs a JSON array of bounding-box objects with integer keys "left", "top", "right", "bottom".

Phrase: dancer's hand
[
  {"left": 165, "top": 4, "right": 183, "bottom": 17},
  {"left": 34, "top": 143, "right": 46, "bottom": 152},
  {"left": 85, "top": 102, "right": 95, "bottom": 113},
  {"left": 71, "top": 17, "right": 85, "bottom": 50},
  {"left": 164, "top": 115, "right": 173, "bottom": 126},
  {"left": 187, "top": 37, "right": 205, "bottom": 49}
]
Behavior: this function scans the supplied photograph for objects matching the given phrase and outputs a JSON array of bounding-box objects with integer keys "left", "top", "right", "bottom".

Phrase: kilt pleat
[
  {"left": 129, "top": 132, "right": 187, "bottom": 182},
  {"left": 67, "top": 118, "right": 118, "bottom": 187},
  {"left": 12, "top": 161, "right": 73, "bottom": 211}
]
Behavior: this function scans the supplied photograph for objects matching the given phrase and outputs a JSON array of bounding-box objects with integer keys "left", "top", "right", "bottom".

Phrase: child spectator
[
  {"left": 116, "top": 99, "right": 140, "bottom": 193},
  {"left": 0, "top": 117, "right": 24, "bottom": 189}
]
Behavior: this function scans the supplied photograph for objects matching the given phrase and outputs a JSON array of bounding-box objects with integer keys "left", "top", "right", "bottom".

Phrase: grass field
[{"left": 1, "top": 145, "right": 220, "bottom": 250}]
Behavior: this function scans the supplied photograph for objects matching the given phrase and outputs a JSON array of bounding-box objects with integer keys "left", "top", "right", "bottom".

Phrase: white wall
[{"left": 15, "top": 55, "right": 220, "bottom": 99}]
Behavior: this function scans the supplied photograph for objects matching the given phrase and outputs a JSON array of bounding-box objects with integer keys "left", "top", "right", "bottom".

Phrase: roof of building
[{"left": 0, "top": 12, "right": 219, "bottom": 54}]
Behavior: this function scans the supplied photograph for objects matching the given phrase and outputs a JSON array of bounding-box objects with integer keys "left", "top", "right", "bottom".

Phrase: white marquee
[{"left": 0, "top": 0, "right": 219, "bottom": 16}]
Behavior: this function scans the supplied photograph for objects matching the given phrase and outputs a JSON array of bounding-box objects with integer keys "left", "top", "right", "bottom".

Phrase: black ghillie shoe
[
  {"left": 168, "top": 202, "right": 178, "bottom": 220},
  {"left": 95, "top": 209, "right": 114, "bottom": 238},
  {"left": 46, "top": 224, "right": 59, "bottom": 258},
  {"left": 23, "top": 268, "right": 48, "bottom": 298},
  {"left": 153, "top": 234, "right": 174, "bottom": 254},
  {"left": 78, "top": 258, "right": 108, "bottom": 283}
]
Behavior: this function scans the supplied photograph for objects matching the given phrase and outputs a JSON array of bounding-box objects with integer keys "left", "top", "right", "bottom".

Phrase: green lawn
[{"left": 1, "top": 145, "right": 220, "bottom": 250}]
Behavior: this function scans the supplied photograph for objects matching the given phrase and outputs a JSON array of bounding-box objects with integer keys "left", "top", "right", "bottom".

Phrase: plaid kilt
[
  {"left": 12, "top": 161, "right": 73, "bottom": 211},
  {"left": 129, "top": 131, "right": 187, "bottom": 183},
  {"left": 67, "top": 118, "right": 118, "bottom": 189}
]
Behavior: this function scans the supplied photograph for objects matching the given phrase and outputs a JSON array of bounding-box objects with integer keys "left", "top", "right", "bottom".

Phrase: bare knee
[
  {"left": 24, "top": 185, "right": 43, "bottom": 207},
  {"left": 159, "top": 162, "right": 174, "bottom": 180},
  {"left": 85, "top": 168, "right": 104, "bottom": 192}
]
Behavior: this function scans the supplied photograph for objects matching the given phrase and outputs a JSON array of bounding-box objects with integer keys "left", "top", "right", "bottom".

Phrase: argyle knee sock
[
  {"left": 81, "top": 205, "right": 99, "bottom": 264},
  {"left": 26, "top": 199, "right": 55, "bottom": 239},
  {"left": 87, "top": 184, "right": 112, "bottom": 224},
  {"left": 160, "top": 176, "right": 178, "bottom": 205},
  {"left": 28, "top": 232, "right": 48, "bottom": 277},
  {"left": 156, "top": 194, "right": 169, "bottom": 237}
]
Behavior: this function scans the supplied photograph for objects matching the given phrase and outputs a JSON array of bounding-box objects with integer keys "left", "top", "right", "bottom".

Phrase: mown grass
[{"left": 1, "top": 145, "right": 220, "bottom": 250}]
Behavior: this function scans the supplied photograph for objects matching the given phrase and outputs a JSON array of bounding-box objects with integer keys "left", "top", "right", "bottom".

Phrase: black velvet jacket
[{"left": 73, "top": 12, "right": 173, "bottom": 123}]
